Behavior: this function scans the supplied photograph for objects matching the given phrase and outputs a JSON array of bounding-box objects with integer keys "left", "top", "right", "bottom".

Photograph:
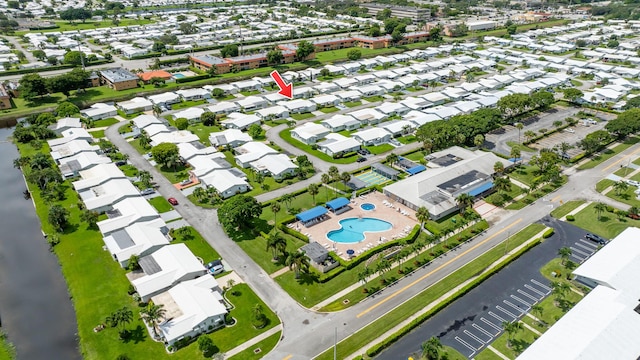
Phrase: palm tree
[
  {"left": 594, "top": 202, "right": 607, "bottom": 221},
  {"left": 494, "top": 176, "right": 512, "bottom": 194},
  {"left": 358, "top": 267, "right": 371, "bottom": 290},
  {"left": 138, "top": 129, "right": 151, "bottom": 149},
  {"left": 376, "top": 258, "right": 392, "bottom": 283},
  {"left": 308, "top": 183, "right": 319, "bottom": 205},
  {"left": 266, "top": 232, "right": 286, "bottom": 260},
  {"left": 455, "top": 193, "right": 474, "bottom": 215},
  {"left": 271, "top": 202, "right": 281, "bottom": 228},
  {"left": 281, "top": 193, "right": 293, "bottom": 212},
  {"left": 502, "top": 321, "right": 523, "bottom": 347},
  {"left": 321, "top": 173, "right": 331, "bottom": 200},
  {"left": 421, "top": 336, "right": 442, "bottom": 360},
  {"left": 286, "top": 251, "right": 310, "bottom": 279},
  {"left": 515, "top": 122, "right": 523, "bottom": 143},
  {"left": 613, "top": 180, "right": 629, "bottom": 196},
  {"left": 386, "top": 153, "right": 399, "bottom": 167},
  {"left": 111, "top": 306, "right": 133, "bottom": 337},
  {"left": 416, "top": 206, "right": 430, "bottom": 234},
  {"left": 340, "top": 172, "right": 351, "bottom": 191},
  {"left": 510, "top": 147, "right": 521, "bottom": 165},
  {"left": 531, "top": 304, "right": 544, "bottom": 326},
  {"left": 193, "top": 187, "right": 207, "bottom": 202},
  {"left": 474, "top": 134, "right": 484, "bottom": 148},
  {"left": 140, "top": 303, "right": 166, "bottom": 338},
  {"left": 494, "top": 161, "right": 505, "bottom": 175},
  {"left": 524, "top": 130, "right": 535, "bottom": 143},
  {"left": 557, "top": 246, "right": 572, "bottom": 265},
  {"left": 139, "top": 170, "right": 152, "bottom": 189},
  {"left": 551, "top": 281, "right": 569, "bottom": 301},
  {"left": 152, "top": 104, "right": 162, "bottom": 117}
]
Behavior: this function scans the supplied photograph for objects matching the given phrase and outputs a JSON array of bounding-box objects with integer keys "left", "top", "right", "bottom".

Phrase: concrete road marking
[
  {"left": 575, "top": 242, "right": 596, "bottom": 252},
  {"left": 504, "top": 300, "right": 528, "bottom": 313},
  {"left": 551, "top": 194, "right": 562, "bottom": 202},
  {"left": 601, "top": 146, "right": 640, "bottom": 173},
  {"left": 455, "top": 336, "right": 479, "bottom": 352},
  {"left": 496, "top": 305, "right": 518, "bottom": 319},
  {"left": 577, "top": 239, "right": 598, "bottom": 249},
  {"left": 473, "top": 323, "right": 496, "bottom": 338},
  {"left": 531, "top": 279, "right": 552, "bottom": 292},
  {"left": 357, "top": 218, "right": 523, "bottom": 318},
  {"left": 489, "top": 311, "right": 508, "bottom": 323},
  {"left": 511, "top": 294, "right": 533, "bottom": 307},
  {"left": 525, "top": 284, "right": 546, "bottom": 297},
  {"left": 464, "top": 329, "right": 488, "bottom": 345},
  {"left": 481, "top": 317, "right": 502, "bottom": 333},
  {"left": 282, "top": 355, "right": 292, "bottom": 360},
  {"left": 570, "top": 246, "right": 590, "bottom": 257},
  {"left": 518, "top": 289, "right": 540, "bottom": 302},
  {"left": 571, "top": 254, "right": 586, "bottom": 263}
]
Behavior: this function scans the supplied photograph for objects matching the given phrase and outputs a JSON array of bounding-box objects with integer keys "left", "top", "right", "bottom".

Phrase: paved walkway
[
  {"left": 488, "top": 345, "right": 511, "bottom": 360},
  {"left": 224, "top": 324, "right": 283, "bottom": 358},
  {"left": 520, "top": 320, "right": 543, "bottom": 336}
]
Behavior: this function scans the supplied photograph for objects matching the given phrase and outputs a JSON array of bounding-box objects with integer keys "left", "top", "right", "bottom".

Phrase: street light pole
[
  {"left": 334, "top": 327, "right": 337, "bottom": 360},
  {"left": 504, "top": 231, "right": 510, "bottom": 255}
]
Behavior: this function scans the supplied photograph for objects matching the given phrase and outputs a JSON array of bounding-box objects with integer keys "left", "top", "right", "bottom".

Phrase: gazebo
[
  {"left": 295, "top": 206, "right": 328, "bottom": 227},
  {"left": 326, "top": 197, "right": 351, "bottom": 215}
]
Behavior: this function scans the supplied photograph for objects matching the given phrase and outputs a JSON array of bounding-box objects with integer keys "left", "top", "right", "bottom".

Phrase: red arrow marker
[{"left": 270, "top": 70, "right": 293, "bottom": 99}]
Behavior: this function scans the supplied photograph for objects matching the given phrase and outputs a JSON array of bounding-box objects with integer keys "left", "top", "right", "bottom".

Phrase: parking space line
[
  {"left": 511, "top": 294, "right": 533, "bottom": 307},
  {"left": 577, "top": 239, "right": 598, "bottom": 249},
  {"left": 570, "top": 246, "right": 590, "bottom": 257},
  {"left": 464, "top": 330, "right": 487, "bottom": 346},
  {"left": 571, "top": 254, "right": 586, "bottom": 263},
  {"left": 531, "top": 279, "right": 552, "bottom": 292},
  {"left": 518, "top": 289, "right": 540, "bottom": 302},
  {"left": 455, "top": 336, "right": 478, "bottom": 352},
  {"left": 504, "top": 300, "right": 527, "bottom": 314},
  {"left": 496, "top": 305, "right": 518, "bottom": 319},
  {"left": 525, "top": 284, "right": 545, "bottom": 297},
  {"left": 473, "top": 323, "right": 496, "bottom": 338},
  {"left": 575, "top": 242, "right": 596, "bottom": 253},
  {"left": 489, "top": 311, "right": 508, "bottom": 323},
  {"left": 481, "top": 317, "right": 503, "bottom": 333}
]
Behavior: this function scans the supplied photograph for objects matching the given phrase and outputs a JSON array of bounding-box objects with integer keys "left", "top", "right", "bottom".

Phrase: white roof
[
  {"left": 50, "top": 140, "right": 99, "bottom": 161},
  {"left": 348, "top": 108, "right": 386, "bottom": 122},
  {"left": 518, "top": 227, "right": 640, "bottom": 360},
  {"left": 177, "top": 142, "right": 218, "bottom": 161},
  {"left": 208, "top": 128, "right": 252, "bottom": 147},
  {"left": 375, "top": 102, "right": 409, "bottom": 115},
  {"left": 220, "top": 113, "right": 261, "bottom": 129},
  {"left": 190, "top": 153, "right": 229, "bottom": 178},
  {"left": 54, "top": 117, "right": 82, "bottom": 130},
  {"left": 421, "top": 92, "right": 449, "bottom": 103},
  {"left": 147, "top": 92, "right": 180, "bottom": 104},
  {"left": 282, "top": 98, "right": 314, "bottom": 110},
  {"left": 173, "top": 107, "right": 205, "bottom": 120},
  {"left": 255, "top": 105, "right": 289, "bottom": 118},
  {"left": 251, "top": 154, "right": 298, "bottom": 176},
  {"left": 97, "top": 197, "right": 160, "bottom": 235},
  {"left": 157, "top": 276, "right": 227, "bottom": 344},
  {"left": 47, "top": 128, "right": 93, "bottom": 147},
  {"left": 78, "top": 178, "right": 140, "bottom": 211},
  {"left": 117, "top": 97, "right": 153, "bottom": 111},
  {"left": 143, "top": 123, "right": 170, "bottom": 137},
  {"left": 206, "top": 101, "right": 239, "bottom": 114},
  {"left": 132, "top": 114, "right": 163, "bottom": 129},
  {"left": 235, "top": 96, "right": 267, "bottom": 108},
  {"left": 176, "top": 88, "right": 209, "bottom": 98},
  {"left": 318, "top": 133, "right": 361, "bottom": 153},
  {"left": 353, "top": 127, "right": 391, "bottom": 142},
  {"left": 81, "top": 103, "right": 117, "bottom": 118},
  {"left": 404, "top": 110, "right": 441, "bottom": 127},
  {"left": 235, "top": 141, "right": 277, "bottom": 164},
  {"left": 200, "top": 168, "right": 249, "bottom": 193},
  {"left": 321, "top": 114, "right": 359, "bottom": 129},
  {"left": 132, "top": 244, "right": 207, "bottom": 300},
  {"left": 382, "top": 120, "right": 415, "bottom": 134},
  {"left": 150, "top": 131, "right": 199, "bottom": 146},
  {"left": 291, "top": 122, "right": 330, "bottom": 141},
  {"left": 73, "top": 163, "right": 126, "bottom": 191},
  {"left": 103, "top": 221, "right": 170, "bottom": 263}
]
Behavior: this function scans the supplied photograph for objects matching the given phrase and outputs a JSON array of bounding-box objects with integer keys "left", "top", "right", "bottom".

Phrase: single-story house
[
  {"left": 234, "top": 141, "right": 278, "bottom": 168},
  {"left": 103, "top": 221, "right": 170, "bottom": 268},
  {"left": 381, "top": 120, "right": 415, "bottom": 137},
  {"left": 117, "top": 97, "right": 153, "bottom": 115},
  {"left": 353, "top": 128, "right": 392, "bottom": 146},
  {"left": 321, "top": 114, "right": 360, "bottom": 132},
  {"left": 317, "top": 133, "right": 361, "bottom": 157},
  {"left": 291, "top": 122, "right": 331, "bottom": 145},
  {"left": 177, "top": 142, "right": 218, "bottom": 162},
  {"left": 188, "top": 153, "right": 232, "bottom": 179},
  {"left": 52, "top": 117, "right": 83, "bottom": 135},
  {"left": 208, "top": 128, "right": 252, "bottom": 148},
  {"left": 375, "top": 102, "right": 410, "bottom": 117},
  {"left": 310, "top": 94, "right": 340, "bottom": 108},
  {"left": 147, "top": 92, "right": 181, "bottom": 107},
  {"left": 199, "top": 169, "right": 251, "bottom": 198},
  {"left": 57, "top": 152, "right": 111, "bottom": 178},
  {"left": 144, "top": 123, "right": 171, "bottom": 138},
  {"left": 73, "top": 163, "right": 126, "bottom": 192},
  {"left": 206, "top": 101, "right": 240, "bottom": 115},
  {"left": 176, "top": 88, "right": 211, "bottom": 101},
  {"left": 50, "top": 140, "right": 99, "bottom": 163},
  {"left": 130, "top": 243, "right": 208, "bottom": 302},
  {"left": 96, "top": 197, "right": 161, "bottom": 236},
  {"left": 357, "top": 84, "right": 385, "bottom": 97},
  {"left": 255, "top": 105, "right": 289, "bottom": 120},
  {"left": 150, "top": 131, "right": 200, "bottom": 147},
  {"left": 220, "top": 113, "right": 261, "bottom": 131},
  {"left": 282, "top": 99, "right": 316, "bottom": 114},
  {"left": 235, "top": 96, "right": 267, "bottom": 112},
  {"left": 48, "top": 128, "right": 93, "bottom": 147},
  {"left": 250, "top": 154, "right": 298, "bottom": 180},
  {"left": 334, "top": 90, "right": 362, "bottom": 102},
  {"left": 348, "top": 108, "right": 387, "bottom": 125},
  {"left": 132, "top": 114, "right": 163, "bottom": 130},
  {"left": 173, "top": 107, "right": 205, "bottom": 123}
]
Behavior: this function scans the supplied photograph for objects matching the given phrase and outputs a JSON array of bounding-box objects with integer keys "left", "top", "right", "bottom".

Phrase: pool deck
[{"left": 291, "top": 192, "right": 418, "bottom": 260}]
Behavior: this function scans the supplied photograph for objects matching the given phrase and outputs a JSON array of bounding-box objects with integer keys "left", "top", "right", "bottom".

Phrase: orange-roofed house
[{"left": 138, "top": 70, "right": 174, "bottom": 84}]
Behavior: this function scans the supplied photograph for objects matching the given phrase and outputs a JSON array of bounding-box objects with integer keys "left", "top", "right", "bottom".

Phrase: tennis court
[{"left": 355, "top": 171, "right": 391, "bottom": 186}]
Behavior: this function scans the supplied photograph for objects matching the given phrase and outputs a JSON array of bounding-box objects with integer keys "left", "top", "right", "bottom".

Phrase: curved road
[{"left": 106, "top": 116, "right": 637, "bottom": 359}]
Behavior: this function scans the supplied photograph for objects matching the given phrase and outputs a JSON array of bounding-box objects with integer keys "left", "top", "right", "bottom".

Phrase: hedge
[
  {"left": 365, "top": 237, "right": 543, "bottom": 357},
  {"left": 542, "top": 228, "right": 555, "bottom": 238},
  {"left": 566, "top": 215, "right": 575, "bottom": 221},
  {"left": 278, "top": 223, "right": 310, "bottom": 243},
  {"left": 0, "top": 59, "right": 112, "bottom": 76},
  {"left": 176, "top": 74, "right": 211, "bottom": 83}
]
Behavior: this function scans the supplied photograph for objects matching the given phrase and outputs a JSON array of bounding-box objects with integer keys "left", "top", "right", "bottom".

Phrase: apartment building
[
  {"left": 0, "top": 84, "right": 12, "bottom": 109},
  {"left": 100, "top": 68, "right": 139, "bottom": 91},
  {"left": 190, "top": 55, "right": 231, "bottom": 74}
]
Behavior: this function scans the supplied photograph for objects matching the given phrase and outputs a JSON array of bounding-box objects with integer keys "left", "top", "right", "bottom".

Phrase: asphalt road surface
[{"left": 375, "top": 218, "right": 600, "bottom": 360}]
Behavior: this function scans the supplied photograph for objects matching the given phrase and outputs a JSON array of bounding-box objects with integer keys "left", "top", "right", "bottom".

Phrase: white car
[
  {"left": 625, "top": 180, "right": 640, "bottom": 187},
  {"left": 564, "top": 128, "right": 575, "bottom": 133}
]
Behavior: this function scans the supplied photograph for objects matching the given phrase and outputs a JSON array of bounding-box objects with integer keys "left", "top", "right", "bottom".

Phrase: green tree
[
  {"left": 416, "top": 206, "right": 430, "bottom": 234},
  {"left": 217, "top": 195, "right": 262, "bottom": 231},
  {"left": 421, "top": 336, "right": 442, "bottom": 360},
  {"left": 80, "top": 210, "right": 99, "bottom": 228},
  {"left": 140, "top": 303, "right": 166, "bottom": 338},
  {"left": 391, "top": 28, "right": 405, "bottom": 45},
  {"left": 19, "top": 73, "right": 48, "bottom": 100},
  {"left": 33, "top": 49, "right": 46, "bottom": 60},
  {"left": 347, "top": 49, "right": 362, "bottom": 60},
  {"left": 594, "top": 202, "right": 607, "bottom": 221},
  {"left": 59, "top": 8, "right": 92, "bottom": 22},
  {"left": 321, "top": 173, "right": 331, "bottom": 199},
  {"left": 266, "top": 49, "right": 283, "bottom": 66},
  {"left": 139, "top": 170, "right": 153, "bottom": 189},
  {"left": 138, "top": 130, "right": 151, "bottom": 149},
  {"left": 63, "top": 51, "right": 86, "bottom": 66},
  {"left": 251, "top": 303, "right": 268, "bottom": 328},
  {"left": 502, "top": 321, "right": 523, "bottom": 347},
  {"left": 341, "top": 171, "right": 351, "bottom": 190},
  {"left": 386, "top": 152, "right": 399, "bottom": 166},
  {"left": 613, "top": 180, "right": 629, "bottom": 196},
  {"left": 197, "top": 336, "right": 215, "bottom": 356},
  {"left": 557, "top": 246, "right": 572, "bottom": 265},
  {"left": 367, "top": 24, "right": 381, "bottom": 37},
  {"left": 494, "top": 161, "right": 505, "bottom": 175},
  {"left": 150, "top": 142, "right": 180, "bottom": 169},
  {"left": 286, "top": 251, "right": 310, "bottom": 278},
  {"left": 175, "top": 117, "right": 189, "bottom": 130},
  {"left": 507, "top": 24, "right": 518, "bottom": 35},
  {"left": 358, "top": 267, "right": 371, "bottom": 290},
  {"left": 270, "top": 202, "right": 281, "bottom": 227},
  {"left": 455, "top": 193, "right": 474, "bottom": 214},
  {"left": 201, "top": 111, "right": 217, "bottom": 126},
  {"left": 248, "top": 123, "right": 262, "bottom": 139},
  {"left": 308, "top": 183, "right": 319, "bottom": 205},
  {"left": 429, "top": 26, "right": 442, "bottom": 42},
  {"left": 606, "top": 108, "right": 640, "bottom": 139},
  {"left": 48, "top": 205, "right": 70, "bottom": 232},
  {"left": 494, "top": 176, "right": 511, "bottom": 194},
  {"left": 295, "top": 40, "right": 315, "bottom": 61},
  {"left": 266, "top": 231, "right": 287, "bottom": 260},
  {"left": 56, "top": 102, "right": 79, "bottom": 117},
  {"left": 563, "top": 88, "right": 584, "bottom": 102}
]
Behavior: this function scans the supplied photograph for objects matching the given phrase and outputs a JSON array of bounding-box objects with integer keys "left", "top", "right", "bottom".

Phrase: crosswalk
[{"left": 451, "top": 279, "right": 551, "bottom": 358}]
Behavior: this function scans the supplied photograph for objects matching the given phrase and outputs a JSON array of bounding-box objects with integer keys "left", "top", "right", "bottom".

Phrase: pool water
[
  {"left": 173, "top": 73, "right": 185, "bottom": 79},
  {"left": 327, "top": 217, "right": 392, "bottom": 243},
  {"left": 360, "top": 203, "right": 375, "bottom": 211}
]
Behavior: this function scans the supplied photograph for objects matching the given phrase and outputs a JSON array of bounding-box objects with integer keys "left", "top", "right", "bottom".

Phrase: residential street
[{"left": 106, "top": 117, "right": 640, "bottom": 359}]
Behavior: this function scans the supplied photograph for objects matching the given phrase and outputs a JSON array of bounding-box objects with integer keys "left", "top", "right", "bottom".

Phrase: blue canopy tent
[
  {"left": 406, "top": 165, "right": 426, "bottom": 176},
  {"left": 326, "top": 197, "right": 350, "bottom": 213},
  {"left": 466, "top": 182, "right": 494, "bottom": 197},
  {"left": 296, "top": 206, "right": 328, "bottom": 223}
]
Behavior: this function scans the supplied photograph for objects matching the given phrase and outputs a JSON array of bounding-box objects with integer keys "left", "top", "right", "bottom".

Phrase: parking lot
[{"left": 530, "top": 120, "right": 607, "bottom": 158}]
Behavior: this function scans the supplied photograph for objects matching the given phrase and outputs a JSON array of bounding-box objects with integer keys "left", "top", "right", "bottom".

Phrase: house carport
[{"left": 326, "top": 197, "right": 351, "bottom": 215}]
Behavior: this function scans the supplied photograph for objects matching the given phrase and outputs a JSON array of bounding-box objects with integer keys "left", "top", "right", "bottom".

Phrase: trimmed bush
[
  {"left": 542, "top": 228, "right": 555, "bottom": 238},
  {"left": 565, "top": 215, "right": 575, "bottom": 221}
]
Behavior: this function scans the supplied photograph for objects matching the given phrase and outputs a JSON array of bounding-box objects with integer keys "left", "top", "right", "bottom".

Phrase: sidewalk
[
  {"left": 559, "top": 201, "right": 591, "bottom": 221},
  {"left": 344, "top": 227, "right": 549, "bottom": 359},
  {"left": 224, "top": 324, "right": 283, "bottom": 357}
]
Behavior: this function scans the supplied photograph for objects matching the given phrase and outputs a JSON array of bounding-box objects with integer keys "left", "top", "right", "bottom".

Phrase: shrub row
[
  {"left": 365, "top": 237, "right": 543, "bottom": 357},
  {"left": 566, "top": 215, "right": 575, "bottom": 221},
  {"left": 0, "top": 59, "right": 112, "bottom": 76},
  {"left": 542, "top": 228, "right": 555, "bottom": 238},
  {"left": 176, "top": 74, "right": 211, "bottom": 83},
  {"left": 278, "top": 223, "right": 309, "bottom": 243}
]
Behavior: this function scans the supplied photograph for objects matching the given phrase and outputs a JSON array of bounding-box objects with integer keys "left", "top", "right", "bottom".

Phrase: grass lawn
[
  {"left": 344, "top": 101, "right": 362, "bottom": 108},
  {"left": 157, "top": 163, "right": 190, "bottom": 184},
  {"left": 508, "top": 165, "right": 540, "bottom": 186},
  {"left": 236, "top": 231, "right": 307, "bottom": 275},
  {"left": 604, "top": 183, "right": 640, "bottom": 208},
  {"left": 279, "top": 129, "right": 358, "bottom": 164},
  {"left": 572, "top": 202, "right": 640, "bottom": 239},
  {"left": 577, "top": 137, "right": 639, "bottom": 170},
  {"left": 171, "top": 99, "right": 206, "bottom": 110},
  {"left": 402, "top": 150, "right": 427, "bottom": 162},
  {"left": 148, "top": 196, "right": 173, "bottom": 213},
  {"left": 315, "top": 47, "right": 402, "bottom": 63},
  {"left": 187, "top": 123, "right": 222, "bottom": 144},
  {"left": 227, "top": 331, "right": 281, "bottom": 360},
  {"left": 290, "top": 113, "right": 315, "bottom": 121},
  {"left": 491, "top": 327, "right": 539, "bottom": 359},
  {"left": 595, "top": 179, "right": 615, "bottom": 193},
  {"left": 570, "top": 79, "right": 583, "bottom": 87},
  {"left": 92, "top": 118, "right": 120, "bottom": 127},
  {"left": 171, "top": 226, "right": 221, "bottom": 262},
  {"left": 0, "top": 335, "right": 14, "bottom": 360},
  {"left": 397, "top": 134, "right": 417, "bottom": 144},
  {"left": 614, "top": 167, "right": 634, "bottom": 177},
  {"left": 314, "top": 223, "right": 546, "bottom": 360},
  {"left": 506, "top": 141, "right": 537, "bottom": 153},
  {"left": 89, "top": 129, "right": 105, "bottom": 139},
  {"left": 505, "top": 178, "right": 566, "bottom": 210},
  {"left": 319, "top": 107, "right": 339, "bottom": 113},
  {"left": 633, "top": 157, "right": 640, "bottom": 166},
  {"left": 119, "top": 164, "right": 139, "bottom": 177},
  {"left": 365, "top": 143, "right": 394, "bottom": 155},
  {"left": 363, "top": 95, "right": 384, "bottom": 103},
  {"left": 484, "top": 184, "right": 525, "bottom": 207},
  {"left": 475, "top": 349, "right": 503, "bottom": 360},
  {"left": 128, "top": 139, "right": 150, "bottom": 155},
  {"left": 550, "top": 200, "right": 585, "bottom": 218},
  {"left": 239, "top": 90, "right": 261, "bottom": 96}
]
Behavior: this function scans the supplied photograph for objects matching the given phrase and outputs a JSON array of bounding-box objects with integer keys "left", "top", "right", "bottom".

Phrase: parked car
[
  {"left": 585, "top": 233, "right": 607, "bottom": 245},
  {"left": 564, "top": 128, "right": 575, "bottom": 133},
  {"left": 167, "top": 197, "right": 178, "bottom": 205},
  {"left": 180, "top": 179, "right": 193, "bottom": 186},
  {"left": 140, "top": 188, "right": 155, "bottom": 196},
  {"left": 206, "top": 259, "right": 224, "bottom": 275},
  {"left": 357, "top": 157, "right": 367, "bottom": 163},
  {"left": 115, "top": 160, "right": 127, "bottom": 166},
  {"left": 625, "top": 180, "right": 640, "bottom": 187}
]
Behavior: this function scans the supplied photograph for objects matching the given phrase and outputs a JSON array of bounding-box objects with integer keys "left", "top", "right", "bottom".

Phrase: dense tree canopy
[
  {"left": 150, "top": 142, "right": 179, "bottom": 168},
  {"left": 220, "top": 44, "right": 239, "bottom": 58},
  {"left": 59, "top": 8, "right": 92, "bottom": 23},
  {"left": 295, "top": 40, "right": 315, "bottom": 61},
  {"left": 217, "top": 195, "right": 262, "bottom": 231},
  {"left": 605, "top": 108, "right": 640, "bottom": 139}
]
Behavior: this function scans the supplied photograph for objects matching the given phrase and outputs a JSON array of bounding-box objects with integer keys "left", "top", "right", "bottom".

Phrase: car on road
[
  {"left": 180, "top": 179, "right": 193, "bottom": 186},
  {"left": 357, "top": 157, "right": 366, "bottom": 163},
  {"left": 206, "top": 259, "right": 225, "bottom": 275},
  {"left": 167, "top": 197, "right": 178, "bottom": 205},
  {"left": 140, "top": 188, "right": 155, "bottom": 196},
  {"left": 585, "top": 233, "right": 607, "bottom": 245}
]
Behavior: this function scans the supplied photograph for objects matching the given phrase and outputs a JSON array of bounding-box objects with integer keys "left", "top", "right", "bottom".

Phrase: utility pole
[
  {"left": 77, "top": 42, "right": 85, "bottom": 70},
  {"left": 333, "top": 327, "right": 337, "bottom": 360},
  {"left": 504, "top": 231, "right": 510, "bottom": 255}
]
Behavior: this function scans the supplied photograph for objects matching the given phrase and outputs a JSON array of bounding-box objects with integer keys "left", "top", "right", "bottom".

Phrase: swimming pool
[
  {"left": 173, "top": 73, "right": 185, "bottom": 79},
  {"left": 360, "top": 203, "right": 376, "bottom": 211},
  {"left": 327, "top": 217, "right": 392, "bottom": 243}
]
